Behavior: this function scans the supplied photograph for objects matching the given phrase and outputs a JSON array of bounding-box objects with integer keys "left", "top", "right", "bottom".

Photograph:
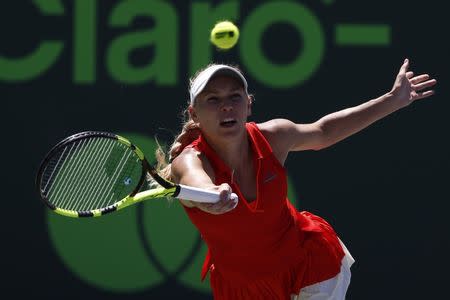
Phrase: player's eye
[
  {"left": 231, "top": 94, "right": 242, "bottom": 101},
  {"left": 207, "top": 97, "right": 219, "bottom": 103}
]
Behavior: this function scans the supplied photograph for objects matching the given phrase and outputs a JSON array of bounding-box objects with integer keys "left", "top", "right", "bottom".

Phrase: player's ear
[{"left": 247, "top": 95, "right": 253, "bottom": 116}]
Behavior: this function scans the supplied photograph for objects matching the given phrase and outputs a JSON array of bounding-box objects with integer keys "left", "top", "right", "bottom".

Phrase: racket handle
[{"left": 177, "top": 184, "right": 239, "bottom": 203}]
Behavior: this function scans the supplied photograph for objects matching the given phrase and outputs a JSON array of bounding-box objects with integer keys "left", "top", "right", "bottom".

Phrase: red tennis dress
[{"left": 183, "top": 122, "right": 345, "bottom": 299}]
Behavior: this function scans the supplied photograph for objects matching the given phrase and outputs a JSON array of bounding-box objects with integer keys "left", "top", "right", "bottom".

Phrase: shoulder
[
  {"left": 253, "top": 119, "right": 297, "bottom": 164},
  {"left": 170, "top": 147, "right": 214, "bottom": 182},
  {"left": 256, "top": 119, "right": 297, "bottom": 135},
  {"left": 257, "top": 118, "right": 325, "bottom": 152},
  {"left": 171, "top": 147, "right": 201, "bottom": 180},
  {"left": 255, "top": 119, "right": 298, "bottom": 146},
  {"left": 254, "top": 118, "right": 323, "bottom": 160}
]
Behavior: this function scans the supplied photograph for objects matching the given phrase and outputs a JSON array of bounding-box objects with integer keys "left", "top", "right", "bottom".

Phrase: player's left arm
[{"left": 260, "top": 59, "right": 436, "bottom": 162}]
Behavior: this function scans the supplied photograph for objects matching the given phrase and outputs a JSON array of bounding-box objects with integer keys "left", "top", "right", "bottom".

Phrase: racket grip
[{"left": 177, "top": 184, "right": 239, "bottom": 203}]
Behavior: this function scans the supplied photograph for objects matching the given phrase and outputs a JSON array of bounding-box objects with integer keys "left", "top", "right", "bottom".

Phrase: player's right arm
[{"left": 171, "top": 147, "right": 237, "bottom": 214}]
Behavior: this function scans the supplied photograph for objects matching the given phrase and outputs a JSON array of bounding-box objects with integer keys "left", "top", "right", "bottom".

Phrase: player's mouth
[{"left": 220, "top": 118, "right": 237, "bottom": 127}]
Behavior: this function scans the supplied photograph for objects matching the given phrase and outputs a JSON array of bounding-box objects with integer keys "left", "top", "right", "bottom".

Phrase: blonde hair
[{"left": 154, "top": 111, "right": 201, "bottom": 181}]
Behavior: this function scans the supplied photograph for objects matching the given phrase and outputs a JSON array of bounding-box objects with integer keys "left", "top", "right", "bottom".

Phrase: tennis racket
[{"left": 36, "top": 131, "right": 238, "bottom": 218}]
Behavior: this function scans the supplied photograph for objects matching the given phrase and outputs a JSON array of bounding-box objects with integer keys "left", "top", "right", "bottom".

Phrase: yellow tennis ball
[{"left": 210, "top": 21, "right": 239, "bottom": 50}]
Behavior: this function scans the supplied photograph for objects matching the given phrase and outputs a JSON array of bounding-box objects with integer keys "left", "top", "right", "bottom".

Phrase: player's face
[{"left": 190, "top": 75, "right": 251, "bottom": 139}]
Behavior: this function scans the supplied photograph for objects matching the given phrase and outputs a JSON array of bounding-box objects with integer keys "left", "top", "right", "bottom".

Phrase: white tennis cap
[{"left": 189, "top": 64, "right": 248, "bottom": 105}]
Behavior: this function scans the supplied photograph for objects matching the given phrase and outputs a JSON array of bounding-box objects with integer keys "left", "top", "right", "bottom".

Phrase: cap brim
[{"left": 190, "top": 65, "right": 248, "bottom": 105}]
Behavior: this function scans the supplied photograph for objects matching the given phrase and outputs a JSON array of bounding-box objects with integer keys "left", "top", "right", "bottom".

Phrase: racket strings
[
  {"left": 93, "top": 143, "right": 133, "bottom": 210},
  {"left": 42, "top": 145, "right": 69, "bottom": 193},
  {"left": 55, "top": 138, "right": 100, "bottom": 209},
  {"left": 49, "top": 138, "right": 101, "bottom": 209},
  {"left": 66, "top": 138, "right": 114, "bottom": 211},
  {"left": 42, "top": 137, "right": 142, "bottom": 212},
  {"left": 72, "top": 140, "right": 113, "bottom": 211},
  {"left": 97, "top": 143, "right": 141, "bottom": 209},
  {"left": 46, "top": 140, "right": 85, "bottom": 204}
]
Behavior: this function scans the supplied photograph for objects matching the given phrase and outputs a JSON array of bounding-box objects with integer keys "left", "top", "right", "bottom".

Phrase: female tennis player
[{"left": 156, "top": 59, "right": 436, "bottom": 299}]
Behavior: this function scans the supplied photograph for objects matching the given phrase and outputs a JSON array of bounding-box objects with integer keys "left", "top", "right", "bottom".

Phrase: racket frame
[
  {"left": 36, "top": 131, "right": 235, "bottom": 218},
  {"left": 36, "top": 131, "right": 179, "bottom": 217}
]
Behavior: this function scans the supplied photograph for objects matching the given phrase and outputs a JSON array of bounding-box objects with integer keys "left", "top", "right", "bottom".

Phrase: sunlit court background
[{"left": 2, "top": 0, "right": 449, "bottom": 299}]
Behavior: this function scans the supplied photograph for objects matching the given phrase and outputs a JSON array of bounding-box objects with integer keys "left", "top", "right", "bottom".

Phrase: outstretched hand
[
  {"left": 194, "top": 183, "right": 238, "bottom": 215},
  {"left": 390, "top": 58, "right": 437, "bottom": 107}
]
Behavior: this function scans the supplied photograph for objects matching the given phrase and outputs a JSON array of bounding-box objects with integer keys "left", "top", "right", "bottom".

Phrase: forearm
[
  {"left": 171, "top": 150, "right": 235, "bottom": 213},
  {"left": 175, "top": 172, "right": 218, "bottom": 208},
  {"left": 317, "top": 92, "right": 402, "bottom": 148}
]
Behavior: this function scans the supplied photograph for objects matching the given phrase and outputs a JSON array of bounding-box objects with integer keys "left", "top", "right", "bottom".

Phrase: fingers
[
  {"left": 413, "top": 78, "right": 437, "bottom": 91},
  {"left": 201, "top": 201, "right": 235, "bottom": 214},
  {"left": 410, "top": 74, "right": 429, "bottom": 84},
  {"left": 218, "top": 183, "right": 238, "bottom": 210},
  {"left": 399, "top": 58, "right": 409, "bottom": 74},
  {"left": 197, "top": 184, "right": 238, "bottom": 214},
  {"left": 401, "top": 57, "right": 438, "bottom": 102},
  {"left": 411, "top": 74, "right": 437, "bottom": 100},
  {"left": 414, "top": 90, "right": 435, "bottom": 101},
  {"left": 198, "top": 200, "right": 234, "bottom": 214},
  {"left": 404, "top": 62, "right": 437, "bottom": 88},
  {"left": 218, "top": 183, "right": 232, "bottom": 201}
]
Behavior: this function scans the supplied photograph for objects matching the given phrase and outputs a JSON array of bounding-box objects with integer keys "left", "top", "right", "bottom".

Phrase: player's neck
[{"left": 208, "top": 132, "right": 252, "bottom": 171}]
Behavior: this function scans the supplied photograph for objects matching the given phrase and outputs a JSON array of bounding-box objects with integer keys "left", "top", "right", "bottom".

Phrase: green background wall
[{"left": 2, "top": 0, "right": 448, "bottom": 299}]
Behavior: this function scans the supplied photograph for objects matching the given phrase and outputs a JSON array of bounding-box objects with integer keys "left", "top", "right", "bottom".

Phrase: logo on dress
[{"left": 263, "top": 172, "right": 277, "bottom": 183}]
